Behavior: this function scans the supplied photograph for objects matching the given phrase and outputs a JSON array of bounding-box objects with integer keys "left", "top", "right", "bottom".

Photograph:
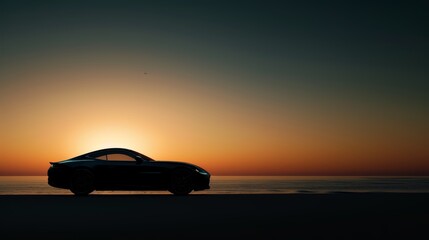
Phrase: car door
[
  {"left": 132, "top": 161, "right": 167, "bottom": 189},
  {"left": 104, "top": 153, "right": 140, "bottom": 189}
]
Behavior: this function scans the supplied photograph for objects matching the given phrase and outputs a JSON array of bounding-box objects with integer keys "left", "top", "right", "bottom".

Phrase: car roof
[{"left": 70, "top": 148, "right": 153, "bottom": 161}]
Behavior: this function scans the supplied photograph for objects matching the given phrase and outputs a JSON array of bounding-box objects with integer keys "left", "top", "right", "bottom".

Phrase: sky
[{"left": 0, "top": 0, "right": 428, "bottom": 176}]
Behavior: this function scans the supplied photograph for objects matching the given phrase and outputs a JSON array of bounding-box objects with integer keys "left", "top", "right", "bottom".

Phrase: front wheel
[
  {"left": 168, "top": 168, "right": 194, "bottom": 196},
  {"left": 70, "top": 169, "right": 95, "bottom": 196}
]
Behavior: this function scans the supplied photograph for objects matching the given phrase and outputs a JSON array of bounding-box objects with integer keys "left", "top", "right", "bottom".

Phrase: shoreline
[{"left": 1, "top": 193, "right": 428, "bottom": 239}]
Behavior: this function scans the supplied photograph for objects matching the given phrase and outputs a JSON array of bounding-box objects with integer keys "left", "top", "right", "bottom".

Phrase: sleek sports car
[{"left": 48, "top": 148, "right": 210, "bottom": 196}]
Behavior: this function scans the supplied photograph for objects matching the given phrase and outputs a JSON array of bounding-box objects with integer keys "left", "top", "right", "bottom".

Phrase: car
[{"left": 48, "top": 148, "right": 210, "bottom": 196}]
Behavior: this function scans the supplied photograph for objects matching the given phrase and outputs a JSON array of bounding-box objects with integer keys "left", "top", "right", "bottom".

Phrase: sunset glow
[{"left": 0, "top": 1, "right": 428, "bottom": 176}]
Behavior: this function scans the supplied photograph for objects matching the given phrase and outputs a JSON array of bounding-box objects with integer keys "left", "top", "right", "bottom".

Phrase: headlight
[{"left": 195, "top": 168, "right": 208, "bottom": 175}]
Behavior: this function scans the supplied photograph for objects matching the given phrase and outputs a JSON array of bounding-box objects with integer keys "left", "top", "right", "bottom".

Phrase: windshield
[{"left": 133, "top": 151, "right": 154, "bottom": 161}]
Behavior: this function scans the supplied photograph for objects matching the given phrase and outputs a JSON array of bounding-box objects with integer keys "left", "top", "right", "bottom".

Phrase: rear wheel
[
  {"left": 169, "top": 168, "right": 194, "bottom": 196},
  {"left": 70, "top": 169, "right": 95, "bottom": 196}
]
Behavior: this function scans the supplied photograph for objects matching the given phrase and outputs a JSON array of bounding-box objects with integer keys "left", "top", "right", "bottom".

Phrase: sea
[{"left": 1, "top": 176, "right": 429, "bottom": 195}]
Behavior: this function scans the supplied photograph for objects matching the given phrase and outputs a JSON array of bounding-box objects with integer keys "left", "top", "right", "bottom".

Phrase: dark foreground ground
[{"left": 0, "top": 193, "right": 428, "bottom": 240}]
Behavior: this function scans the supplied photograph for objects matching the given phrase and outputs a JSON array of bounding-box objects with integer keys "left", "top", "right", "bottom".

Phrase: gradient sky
[{"left": 0, "top": 0, "right": 428, "bottom": 175}]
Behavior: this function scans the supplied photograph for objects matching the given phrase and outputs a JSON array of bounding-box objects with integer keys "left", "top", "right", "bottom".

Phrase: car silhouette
[{"left": 48, "top": 148, "right": 210, "bottom": 196}]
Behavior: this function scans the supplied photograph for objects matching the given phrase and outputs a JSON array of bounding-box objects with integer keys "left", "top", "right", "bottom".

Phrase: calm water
[{"left": 0, "top": 176, "right": 429, "bottom": 195}]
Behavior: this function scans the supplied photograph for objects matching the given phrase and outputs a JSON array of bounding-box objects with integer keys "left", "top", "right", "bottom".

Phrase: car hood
[
  {"left": 157, "top": 160, "right": 209, "bottom": 173},
  {"left": 156, "top": 160, "right": 197, "bottom": 167}
]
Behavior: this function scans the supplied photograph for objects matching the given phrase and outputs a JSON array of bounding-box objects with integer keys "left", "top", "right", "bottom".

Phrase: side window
[
  {"left": 96, "top": 155, "right": 107, "bottom": 160},
  {"left": 107, "top": 153, "right": 135, "bottom": 161}
]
